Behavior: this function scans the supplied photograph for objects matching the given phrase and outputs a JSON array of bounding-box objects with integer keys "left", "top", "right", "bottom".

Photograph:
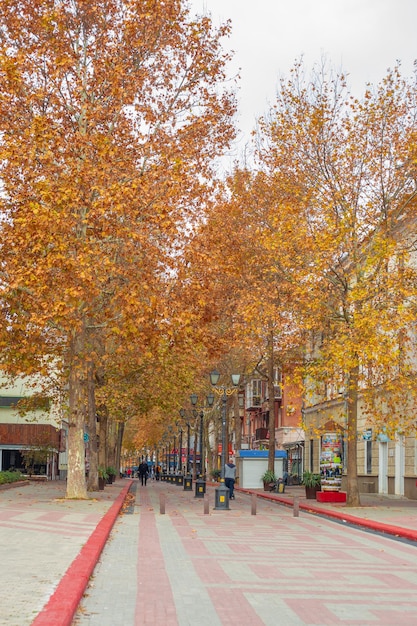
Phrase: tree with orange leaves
[
  {"left": 0, "top": 0, "right": 236, "bottom": 498},
  {"left": 251, "top": 61, "right": 417, "bottom": 505},
  {"left": 187, "top": 60, "right": 417, "bottom": 506}
]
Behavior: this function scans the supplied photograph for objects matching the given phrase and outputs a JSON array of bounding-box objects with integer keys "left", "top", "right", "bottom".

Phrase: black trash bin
[
  {"left": 195, "top": 477, "right": 206, "bottom": 498},
  {"left": 183, "top": 475, "right": 192, "bottom": 491}
]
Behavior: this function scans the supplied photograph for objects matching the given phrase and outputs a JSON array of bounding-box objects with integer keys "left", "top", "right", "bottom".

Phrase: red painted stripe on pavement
[
  {"left": 239, "top": 488, "right": 417, "bottom": 543},
  {"left": 31, "top": 482, "right": 132, "bottom": 626},
  {"left": 135, "top": 487, "right": 178, "bottom": 625}
]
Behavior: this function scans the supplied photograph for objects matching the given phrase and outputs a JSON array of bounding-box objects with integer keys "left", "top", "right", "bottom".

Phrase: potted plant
[
  {"left": 106, "top": 466, "right": 117, "bottom": 483},
  {"left": 98, "top": 466, "right": 109, "bottom": 490},
  {"left": 302, "top": 470, "right": 321, "bottom": 499},
  {"left": 210, "top": 468, "right": 221, "bottom": 482},
  {"left": 261, "top": 469, "right": 277, "bottom": 491}
]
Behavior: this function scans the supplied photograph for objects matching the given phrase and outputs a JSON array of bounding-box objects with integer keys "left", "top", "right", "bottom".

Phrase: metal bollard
[
  {"left": 160, "top": 493, "right": 166, "bottom": 515},
  {"left": 203, "top": 493, "right": 209, "bottom": 515},
  {"left": 251, "top": 493, "right": 257, "bottom": 515},
  {"left": 293, "top": 495, "right": 299, "bottom": 517},
  {"left": 183, "top": 475, "right": 192, "bottom": 491},
  {"left": 195, "top": 477, "right": 206, "bottom": 499}
]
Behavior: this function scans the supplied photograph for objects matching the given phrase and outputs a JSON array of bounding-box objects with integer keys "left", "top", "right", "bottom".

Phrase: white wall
[{"left": 238, "top": 457, "right": 284, "bottom": 489}]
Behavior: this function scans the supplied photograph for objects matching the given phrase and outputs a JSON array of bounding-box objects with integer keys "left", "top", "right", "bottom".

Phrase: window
[
  {"left": 0, "top": 396, "right": 24, "bottom": 408},
  {"left": 366, "top": 440, "right": 372, "bottom": 474},
  {"left": 252, "top": 379, "right": 261, "bottom": 401},
  {"left": 245, "top": 380, "right": 262, "bottom": 407}
]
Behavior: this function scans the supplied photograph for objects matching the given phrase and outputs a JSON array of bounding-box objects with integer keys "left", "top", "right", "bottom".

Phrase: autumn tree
[
  {"left": 0, "top": 0, "right": 236, "bottom": 498},
  {"left": 174, "top": 165, "right": 296, "bottom": 483},
  {"left": 254, "top": 60, "right": 417, "bottom": 505}
]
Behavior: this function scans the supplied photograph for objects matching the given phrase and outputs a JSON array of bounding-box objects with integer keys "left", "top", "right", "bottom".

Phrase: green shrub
[
  {"left": 98, "top": 466, "right": 109, "bottom": 479},
  {"left": 261, "top": 469, "right": 277, "bottom": 483},
  {"left": 0, "top": 470, "right": 25, "bottom": 485},
  {"left": 302, "top": 471, "right": 321, "bottom": 488}
]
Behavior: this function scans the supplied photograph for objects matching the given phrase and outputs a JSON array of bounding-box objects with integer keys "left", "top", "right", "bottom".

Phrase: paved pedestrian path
[
  {"left": 74, "top": 481, "right": 417, "bottom": 626},
  {"left": 0, "top": 478, "right": 129, "bottom": 626},
  {"left": 1, "top": 478, "right": 417, "bottom": 625},
  {"left": 250, "top": 485, "right": 417, "bottom": 542}
]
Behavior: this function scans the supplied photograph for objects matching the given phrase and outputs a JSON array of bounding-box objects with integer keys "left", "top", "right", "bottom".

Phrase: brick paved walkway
[
  {"left": 0, "top": 479, "right": 128, "bottom": 626},
  {"left": 73, "top": 481, "right": 417, "bottom": 626}
]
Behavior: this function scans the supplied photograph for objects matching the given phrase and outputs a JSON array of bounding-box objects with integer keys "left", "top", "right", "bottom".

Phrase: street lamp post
[
  {"left": 173, "top": 434, "right": 176, "bottom": 475},
  {"left": 190, "top": 393, "right": 214, "bottom": 479},
  {"left": 190, "top": 393, "right": 214, "bottom": 498},
  {"left": 179, "top": 409, "right": 191, "bottom": 475},
  {"left": 186, "top": 422, "right": 191, "bottom": 473},
  {"left": 178, "top": 426, "right": 183, "bottom": 474},
  {"left": 179, "top": 409, "right": 195, "bottom": 491},
  {"left": 210, "top": 369, "right": 241, "bottom": 511}
]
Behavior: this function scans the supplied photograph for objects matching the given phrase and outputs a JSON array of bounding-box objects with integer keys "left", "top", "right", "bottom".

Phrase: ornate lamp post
[
  {"left": 189, "top": 392, "right": 214, "bottom": 498},
  {"left": 190, "top": 393, "right": 214, "bottom": 479},
  {"left": 178, "top": 425, "right": 183, "bottom": 474},
  {"left": 210, "top": 369, "right": 241, "bottom": 510},
  {"left": 173, "top": 433, "right": 176, "bottom": 475},
  {"left": 179, "top": 409, "right": 191, "bottom": 475},
  {"left": 179, "top": 408, "right": 193, "bottom": 491}
]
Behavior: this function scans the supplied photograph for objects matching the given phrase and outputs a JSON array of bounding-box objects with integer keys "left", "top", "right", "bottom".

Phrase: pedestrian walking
[
  {"left": 138, "top": 460, "right": 149, "bottom": 486},
  {"left": 225, "top": 462, "right": 236, "bottom": 499},
  {"left": 155, "top": 465, "right": 160, "bottom": 481}
]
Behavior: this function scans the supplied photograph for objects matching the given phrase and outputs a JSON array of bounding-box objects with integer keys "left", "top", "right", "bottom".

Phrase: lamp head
[{"left": 231, "top": 374, "right": 241, "bottom": 386}]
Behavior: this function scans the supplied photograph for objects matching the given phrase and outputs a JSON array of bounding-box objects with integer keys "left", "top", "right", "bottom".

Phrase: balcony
[
  {"left": 245, "top": 396, "right": 261, "bottom": 410},
  {"left": 255, "top": 427, "right": 269, "bottom": 441}
]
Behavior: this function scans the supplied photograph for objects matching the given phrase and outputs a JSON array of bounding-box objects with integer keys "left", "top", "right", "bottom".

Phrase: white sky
[{"left": 189, "top": 0, "right": 417, "bottom": 152}]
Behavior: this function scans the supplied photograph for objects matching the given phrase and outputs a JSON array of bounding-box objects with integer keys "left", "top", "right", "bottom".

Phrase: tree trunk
[
  {"left": 232, "top": 393, "right": 241, "bottom": 483},
  {"left": 192, "top": 420, "right": 198, "bottom": 480},
  {"left": 115, "top": 421, "right": 124, "bottom": 476},
  {"left": 86, "top": 361, "right": 98, "bottom": 492},
  {"left": 267, "top": 331, "right": 276, "bottom": 473},
  {"left": 205, "top": 415, "right": 213, "bottom": 476},
  {"left": 107, "top": 417, "right": 118, "bottom": 469},
  {"left": 98, "top": 403, "right": 108, "bottom": 468},
  {"left": 66, "top": 339, "right": 88, "bottom": 499},
  {"left": 346, "top": 364, "right": 361, "bottom": 506},
  {"left": 225, "top": 400, "right": 230, "bottom": 464}
]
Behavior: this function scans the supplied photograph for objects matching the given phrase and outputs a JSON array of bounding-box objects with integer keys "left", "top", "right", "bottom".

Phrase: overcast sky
[{"left": 189, "top": 0, "right": 417, "bottom": 153}]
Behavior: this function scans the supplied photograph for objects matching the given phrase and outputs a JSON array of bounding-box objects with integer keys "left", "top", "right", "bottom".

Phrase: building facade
[
  {"left": 240, "top": 371, "right": 305, "bottom": 482},
  {"left": 0, "top": 374, "right": 65, "bottom": 479}
]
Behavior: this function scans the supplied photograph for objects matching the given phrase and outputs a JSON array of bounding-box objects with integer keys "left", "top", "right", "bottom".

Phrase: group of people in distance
[{"left": 125, "top": 459, "right": 237, "bottom": 499}]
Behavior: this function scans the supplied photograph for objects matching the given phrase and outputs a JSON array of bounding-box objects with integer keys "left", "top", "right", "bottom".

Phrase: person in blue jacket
[{"left": 225, "top": 462, "right": 236, "bottom": 499}]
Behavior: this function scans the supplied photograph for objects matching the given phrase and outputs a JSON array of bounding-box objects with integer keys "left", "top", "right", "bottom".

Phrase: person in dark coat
[{"left": 138, "top": 460, "right": 149, "bottom": 486}]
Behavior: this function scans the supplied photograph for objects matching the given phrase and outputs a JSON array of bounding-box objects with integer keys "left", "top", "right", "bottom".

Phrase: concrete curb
[
  {"left": 238, "top": 487, "right": 417, "bottom": 543},
  {"left": 0, "top": 480, "right": 30, "bottom": 491},
  {"left": 31, "top": 481, "right": 132, "bottom": 626}
]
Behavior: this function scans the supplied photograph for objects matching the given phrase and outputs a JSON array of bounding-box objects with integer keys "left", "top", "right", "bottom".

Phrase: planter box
[
  {"left": 316, "top": 491, "right": 346, "bottom": 503},
  {"left": 305, "top": 486, "right": 321, "bottom": 499}
]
